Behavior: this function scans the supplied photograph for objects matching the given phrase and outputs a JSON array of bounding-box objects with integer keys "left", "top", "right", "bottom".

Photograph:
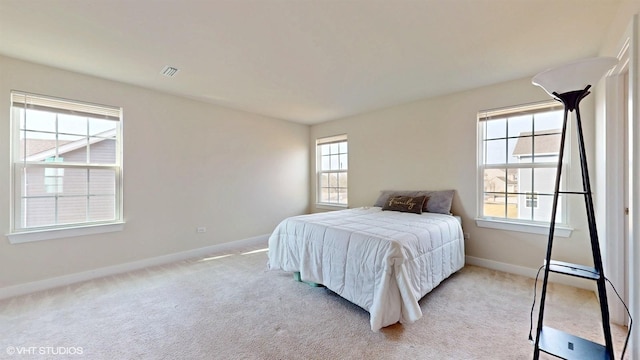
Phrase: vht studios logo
[{"left": 6, "top": 346, "right": 84, "bottom": 356}]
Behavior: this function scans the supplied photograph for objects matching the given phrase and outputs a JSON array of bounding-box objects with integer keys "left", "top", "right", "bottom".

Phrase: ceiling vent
[{"left": 161, "top": 66, "right": 179, "bottom": 77}]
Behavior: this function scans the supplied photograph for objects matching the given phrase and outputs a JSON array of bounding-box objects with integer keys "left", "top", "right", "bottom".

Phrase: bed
[{"left": 267, "top": 190, "right": 465, "bottom": 331}]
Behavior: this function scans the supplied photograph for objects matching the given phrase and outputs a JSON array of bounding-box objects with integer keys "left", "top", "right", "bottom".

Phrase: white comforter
[{"left": 268, "top": 207, "right": 465, "bottom": 331}]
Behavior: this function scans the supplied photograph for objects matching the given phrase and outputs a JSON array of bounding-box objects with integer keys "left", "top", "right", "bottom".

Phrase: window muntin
[
  {"left": 10, "top": 91, "right": 122, "bottom": 233},
  {"left": 478, "top": 101, "right": 566, "bottom": 224},
  {"left": 316, "top": 135, "right": 348, "bottom": 206}
]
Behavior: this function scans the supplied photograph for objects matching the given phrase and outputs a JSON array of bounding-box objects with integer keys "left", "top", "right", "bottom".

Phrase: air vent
[{"left": 160, "top": 66, "right": 179, "bottom": 77}]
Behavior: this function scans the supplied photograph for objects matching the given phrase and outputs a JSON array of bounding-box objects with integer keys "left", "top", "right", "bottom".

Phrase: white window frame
[
  {"left": 476, "top": 101, "right": 572, "bottom": 237},
  {"left": 316, "top": 134, "right": 348, "bottom": 208},
  {"left": 7, "top": 91, "right": 124, "bottom": 244}
]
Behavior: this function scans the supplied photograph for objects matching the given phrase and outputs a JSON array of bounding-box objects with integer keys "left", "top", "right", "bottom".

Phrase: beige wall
[
  {"left": 310, "top": 77, "right": 596, "bottom": 271},
  {"left": 0, "top": 55, "right": 309, "bottom": 289}
]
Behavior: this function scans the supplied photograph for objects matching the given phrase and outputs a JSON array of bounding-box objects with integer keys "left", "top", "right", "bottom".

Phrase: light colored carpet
[{"left": 0, "top": 243, "right": 630, "bottom": 360}]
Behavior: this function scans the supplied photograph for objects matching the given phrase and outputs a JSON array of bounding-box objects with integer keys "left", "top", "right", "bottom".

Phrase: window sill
[
  {"left": 475, "top": 218, "right": 573, "bottom": 237},
  {"left": 315, "top": 203, "right": 348, "bottom": 211},
  {"left": 6, "top": 222, "right": 125, "bottom": 244}
]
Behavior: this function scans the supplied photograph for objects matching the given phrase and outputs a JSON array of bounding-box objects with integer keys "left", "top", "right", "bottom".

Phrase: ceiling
[{"left": 0, "top": 0, "right": 623, "bottom": 124}]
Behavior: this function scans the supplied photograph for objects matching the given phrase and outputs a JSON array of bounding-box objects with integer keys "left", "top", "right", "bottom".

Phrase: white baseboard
[
  {"left": 465, "top": 255, "right": 596, "bottom": 291},
  {"left": 0, "top": 234, "right": 269, "bottom": 300}
]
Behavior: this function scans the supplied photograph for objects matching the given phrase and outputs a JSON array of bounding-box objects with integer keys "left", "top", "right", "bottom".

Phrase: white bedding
[{"left": 267, "top": 206, "right": 465, "bottom": 331}]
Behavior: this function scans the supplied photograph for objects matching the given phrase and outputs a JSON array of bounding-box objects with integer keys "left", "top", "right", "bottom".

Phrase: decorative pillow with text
[
  {"left": 374, "top": 190, "right": 455, "bottom": 214},
  {"left": 381, "top": 195, "right": 427, "bottom": 214}
]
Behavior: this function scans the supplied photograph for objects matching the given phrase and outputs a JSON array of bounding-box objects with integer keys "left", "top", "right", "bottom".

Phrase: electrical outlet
[
  {"left": 464, "top": 232, "right": 470, "bottom": 239},
  {"left": 196, "top": 227, "right": 207, "bottom": 233}
]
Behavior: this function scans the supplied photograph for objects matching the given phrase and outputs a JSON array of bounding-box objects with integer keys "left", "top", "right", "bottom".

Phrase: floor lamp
[{"left": 531, "top": 57, "right": 619, "bottom": 360}]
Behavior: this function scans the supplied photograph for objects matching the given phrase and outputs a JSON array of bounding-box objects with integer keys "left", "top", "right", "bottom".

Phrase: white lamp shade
[{"left": 532, "top": 57, "right": 619, "bottom": 97}]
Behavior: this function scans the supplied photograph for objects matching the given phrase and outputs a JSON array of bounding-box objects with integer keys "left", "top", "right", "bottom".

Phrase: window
[
  {"left": 478, "top": 101, "right": 566, "bottom": 226},
  {"left": 525, "top": 192, "right": 538, "bottom": 208},
  {"left": 316, "top": 135, "right": 348, "bottom": 206},
  {"left": 9, "top": 92, "right": 123, "bottom": 241}
]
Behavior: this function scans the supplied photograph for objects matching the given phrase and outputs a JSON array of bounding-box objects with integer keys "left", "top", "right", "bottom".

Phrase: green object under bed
[{"left": 293, "top": 272, "right": 324, "bottom": 287}]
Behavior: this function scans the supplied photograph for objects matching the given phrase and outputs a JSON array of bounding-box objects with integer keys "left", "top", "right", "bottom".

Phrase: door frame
[{"left": 602, "top": 13, "right": 638, "bottom": 358}]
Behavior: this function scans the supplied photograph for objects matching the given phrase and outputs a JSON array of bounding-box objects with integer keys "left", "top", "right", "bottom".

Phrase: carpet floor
[{"left": 0, "top": 243, "right": 630, "bottom": 359}]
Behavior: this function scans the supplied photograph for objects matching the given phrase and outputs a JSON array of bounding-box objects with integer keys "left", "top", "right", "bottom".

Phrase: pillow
[
  {"left": 382, "top": 195, "right": 426, "bottom": 214},
  {"left": 424, "top": 190, "right": 455, "bottom": 214},
  {"left": 374, "top": 189, "right": 455, "bottom": 214},
  {"left": 374, "top": 190, "right": 425, "bottom": 207}
]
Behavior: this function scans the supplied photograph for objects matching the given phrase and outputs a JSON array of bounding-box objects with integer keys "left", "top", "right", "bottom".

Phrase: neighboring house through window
[
  {"left": 9, "top": 91, "right": 123, "bottom": 242},
  {"left": 44, "top": 157, "right": 64, "bottom": 193},
  {"left": 477, "top": 101, "right": 565, "bottom": 228},
  {"left": 316, "top": 135, "right": 348, "bottom": 207}
]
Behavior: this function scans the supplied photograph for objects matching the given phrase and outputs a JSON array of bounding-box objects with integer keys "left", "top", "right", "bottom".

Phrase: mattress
[{"left": 267, "top": 206, "right": 465, "bottom": 331}]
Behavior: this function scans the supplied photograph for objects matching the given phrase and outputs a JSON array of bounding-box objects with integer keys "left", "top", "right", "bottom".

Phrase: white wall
[
  {"left": 310, "top": 77, "right": 596, "bottom": 273},
  {"left": 0, "top": 55, "right": 309, "bottom": 290}
]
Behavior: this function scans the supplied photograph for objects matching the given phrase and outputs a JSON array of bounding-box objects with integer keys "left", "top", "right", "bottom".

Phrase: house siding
[{"left": 23, "top": 140, "right": 116, "bottom": 228}]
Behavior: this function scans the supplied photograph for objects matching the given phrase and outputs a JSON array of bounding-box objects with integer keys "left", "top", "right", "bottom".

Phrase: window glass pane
[
  {"left": 43, "top": 166, "right": 64, "bottom": 194},
  {"left": 57, "top": 135, "right": 88, "bottom": 163},
  {"left": 89, "top": 138, "right": 116, "bottom": 164},
  {"left": 58, "top": 133, "right": 84, "bottom": 143},
  {"left": 483, "top": 194, "right": 506, "bottom": 218},
  {"left": 89, "top": 118, "right": 117, "bottom": 136},
  {"left": 483, "top": 168, "right": 506, "bottom": 194},
  {"left": 507, "top": 168, "right": 519, "bottom": 194},
  {"left": 330, "top": 154, "right": 339, "bottom": 170},
  {"left": 23, "top": 109, "right": 56, "bottom": 132},
  {"left": 23, "top": 167, "right": 46, "bottom": 197},
  {"left": 517, "top": 168, "right": 532, "bottom": 196},
  {"left": 321, "top": 155, "right": 330, "bottom": 170},
  {"left": 484, "top": 139, "right": 506, "bottom": 165},
  {"left": 532, "top": 167, "right": 557, "bottom": 195},
  {"left": 339, "top": 154, "right": 348, "bottom": 170},
  {"left": 338, "top": 188, "right": 347, "bottom": 205},
  {"left": 533, "top": 110, "right": 563, "bottom": 132},
  {"left": 329, "top": 173, "right": 338, "bottom": 187},
  {"left": 339, "top": 173, "right": 348, "bottom": 188},
  {"left": 532, "top": 132, "right": 561, "bottom": 163},
  {"left": 329, "top": 143, "right": 339, "bottom": 154},
  {"left": 89, "top": 169, "right": 115, "bottom": 195},
  {"left": 508, "top": 114, "right": 532, "bottom": 138},
  {"left": 59, "top": 168, "right": 88, "bottom": 196},
  {"left": 328, "top": 188, "right": 337, "bottom": 203},
  {"left": 517, "top": 193, "right": 534, "bottom": 221},
  {"left": 319, "top": 173, "right": 328, "bottom": 188},
  {"left": 21, "top": 131, "right": 56, "bottom": 160},
  {"left": 58, "top": 135, "right": 88, "bottom": 163},
  {"left": 319, "top": 187, "right": 329, "bottom": 203},
  {"left": 485, "top": 118, "right": 506, "bottom": 139},
  {"left": 320, "top": 143, "right": 329, "bottom": 155},
  {"left": 534, "top": 154, "right": 559, "bottom": 164},
  {"left": 534, "top": 194, "right": 561, "bottom": 222},
  {"left": 24, "top": 197, "right": 56, "bottom": 228},
  {"left": 508, "top": 137, "right": 529, "bottom": 164},
  {"left": 506, "top": 194, "right": 519, "bottom": 219},
  {"left": 57, "top": 196, "right": 87, "bottom": 225},
  {"left": 58, "top": 114, "right": 87, "bottom": 136},
  {"left": 339, "top": 141, "right": 348, "bottom": 153},
  {"left": 89, "top": 196, "right": 115, "bottom": 221}
]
